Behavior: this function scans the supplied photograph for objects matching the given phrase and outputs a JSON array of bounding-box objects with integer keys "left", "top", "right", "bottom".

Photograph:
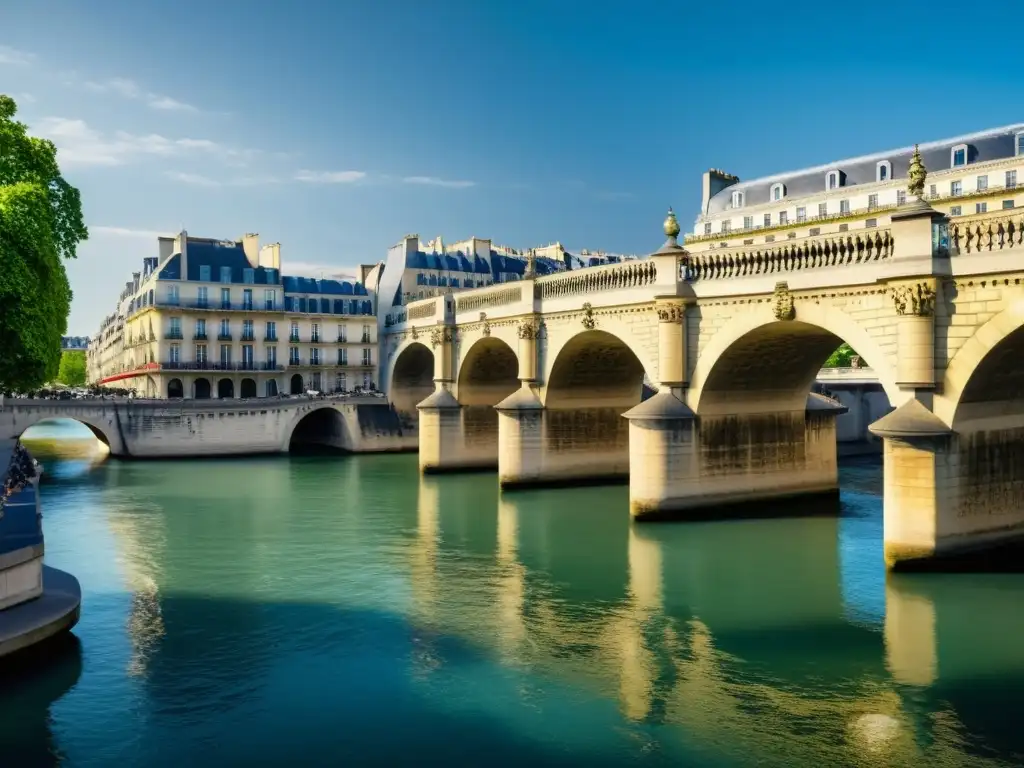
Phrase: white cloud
[
  {"left": 294, "top": 169, "right": 366, "bottom": 184},
  {"left": 402, "top": 175, "right": 475, "bottom": 189},
  {"left": 164, "top": 170, "right": 282, "bottom": 187},
  {"left": 82, "top": 77, "right": 199, "bottom": 113},
  {"left": 34, "top": 117, "right": 255, "bottom": 168},
  {"left": 91, "top": 226, "right": 171, "bottom": 239},
  {"left": 0, "top": 45, "right": 34, "bottom": 67},
  {"left": 164, "top": 171, "right": 221, "bottom": 186}
]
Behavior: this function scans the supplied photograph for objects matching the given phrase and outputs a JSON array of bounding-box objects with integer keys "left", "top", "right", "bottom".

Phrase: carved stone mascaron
[
  {"left": 772, "top": 281, "right": 795, "bottom": 321},
  {"left": 892, "top": 282, "right": 936, "bottom": 317}
]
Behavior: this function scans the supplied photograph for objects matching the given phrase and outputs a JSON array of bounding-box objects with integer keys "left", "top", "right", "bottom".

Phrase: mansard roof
[{"left": 707, "top": 123, "right": 1024, "bottom": 215}]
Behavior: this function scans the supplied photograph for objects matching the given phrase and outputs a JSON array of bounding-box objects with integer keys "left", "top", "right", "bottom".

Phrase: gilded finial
[
  {"left": 907, "top": 144, "right": 927, "bottom": 200},
  {"left": 663, "top": 207, "right": 680, "bottom": 239}
]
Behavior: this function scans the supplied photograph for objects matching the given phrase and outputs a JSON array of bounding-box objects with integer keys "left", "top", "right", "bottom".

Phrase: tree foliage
[
  {"left": 0, "top": 95, "right": 87, "bottom": 392},
  {"left": 823, "top": 343, "right": 856, "bottom": 368},
  {"left": 56, "top": 350, "right": 87, "bottom": 387}
]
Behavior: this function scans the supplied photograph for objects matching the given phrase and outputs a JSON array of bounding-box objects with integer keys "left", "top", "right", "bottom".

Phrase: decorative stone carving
[
  {"left": 892, "top": 282, "right": 936, "bottom": 317},
  {"left": 517, "top": 320, "right": 539, "bottom": 340},
  {"left": 479, "top": 312, "right": 491, "bottom": 337},
  {"left": 907, "top": 144, "right": 927, "bottom": 200},
  {"left": 581, "top": 302, "right": 596, "bottom": 330},
  {"left": 656, "top": 303, "right": 684, "bottom": 323},
  {"left": 410, "top": 326, "right": 418, "bottom": 341},
  {"left": 430, "top": 326, "right": 454, "bottom": 348},
  {"left": 771, "top": 281, "right": 795, "bottom": 321},
  {"left": 524, "top": 253, "right": 537, "bottom": 279}
]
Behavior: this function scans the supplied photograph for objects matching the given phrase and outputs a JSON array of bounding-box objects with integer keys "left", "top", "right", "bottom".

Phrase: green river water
[{"left": 3, "top": 419, "right": 1024, "bottom": 767}]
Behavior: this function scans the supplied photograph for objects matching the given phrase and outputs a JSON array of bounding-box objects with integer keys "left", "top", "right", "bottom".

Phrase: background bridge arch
[
  {"left": 687, "top": 302, "right": 901, "bottom": 415},
  {"left": 388, "top": 340, "right": 435, "bottom": 427}
]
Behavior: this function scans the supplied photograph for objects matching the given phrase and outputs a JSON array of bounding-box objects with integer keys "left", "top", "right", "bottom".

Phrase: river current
[{"left": 3, "top": 420, "right": 1024, "bottom": 767}]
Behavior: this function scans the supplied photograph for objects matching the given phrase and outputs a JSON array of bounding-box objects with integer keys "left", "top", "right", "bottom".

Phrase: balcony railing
[
  {"left": 217, "top": 333, "right": 233, "bottom": 341},
  {"left": 165, "top": 331, "right": 184, "bottom": 340},
  {"left": 261, "top": 362, "right": 283, "bottom": 371},
  {"left": 241, "top": 333, "right": 255, "bottom": 341},
  {"left": 193, "top": 332, "right": 208, "bottom": 341},
  {"left": 361, "top": 335, "right": 372, "bottom": 343},
  {"left": 238, "top": 361, "right": 258, "bottom": 371},
  {"left": 264, "top": 334, "right": 278, "bottom": 342},
  {"left": 336, "top": 336, "right": 348, "bottom": 343},
  {"left": 289, "top": 334, "right": 301, "bottom": 343},
  {"left": 311, "top": 335, "right": 322, "bottom": 343}
]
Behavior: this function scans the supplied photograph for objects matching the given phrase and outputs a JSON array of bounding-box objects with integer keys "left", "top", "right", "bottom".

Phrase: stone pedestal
[
  {"left": 495, "top": 387, "right": 545, "bottom": 488},
  {"left": 417, "top": 389, "right": 493, "bottom": 473},
  {"left": 872, "top": 399, "right": 1024, "bottom": 570},
  {"left": 625, "top": 392, "right": 845, "bottom": 520}
]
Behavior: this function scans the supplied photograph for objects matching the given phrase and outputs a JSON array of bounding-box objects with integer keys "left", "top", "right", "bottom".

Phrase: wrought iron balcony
[
  {"left": 165, "top": 331, "right": 184, "bottom": 340},
  {"left": 193, "top": 332, "right": 208, "bottom": 341},
  {"left": 264, "top": 334, "right": 278, "bottom": 342},
  {"left": 240, "top": 333, "right": 255, "bottom": 342},
  {"left": 217, "top": 333, "right": 233, "bottom": 341},
  {"left": 289, "top": 334, "right": 301, "bottom": 343},
  {"left": 261, "top": 362, "right": 283, "bottom": 371}
]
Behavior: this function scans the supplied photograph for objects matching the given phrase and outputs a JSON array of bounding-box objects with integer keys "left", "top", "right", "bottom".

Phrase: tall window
[
  {"left": 868, "top": 194, "right": 878, "bottom": 210},
  {"left": 243, "top": 268, "right": 255, "bottom": 284},
  {"left": 266, "top": 321, "right": 276, "bottom": 341},
  {"left": 169, "top": 343, "right": 180, "bottom": 363},
  {"left": 196, "top": 344, "right": 208, "bottom": 365},
  {"left": 876, "top": 161, "right": 890, "bottom": 182},
  {"left": 977, "top": 174, "right": 988, "bottom": 192},
  {"left": 169, "top": 317, "right": 181, "bottom": 337},
  {"left": 721, "top": 220, "right": 731, "bottom": 233},
  {"left": 897, "top": 190, "right": 907, "bottom": 206},
  {"left": 796, "top": 207, "right": 806, "bottom": 223},
  {"left": 362, "top": 348, "right": 372, "bottom": 366},
  {"left": 264, "top": 289, "right": 275, "bottom": 310},
  {"left": 730, "top": 190, "right": 743, "bottom": 208},
  {"left": 703, "top": 222, "right": 712, "bottom": 235},
  {"left": 763, "top": 213, "right": 771, "bottom": 227},
  {"left": 976, "top": 202, "right": 987, "bottom": 214},
  {"left": 311, "top": 372, "right": 322, "bottom": 391},
  {"left": 266, "top": 346, "right": 277, "bottom": 366},
  {"left": 290, "top": 320, "right": 300, "bottom": 342},
  {"left": 220, "top": 266, "right": 232, "bottom": 283},
  {"left": 243, "top": 289, "right": 253, "bottom": 310},
  {"left": 336, "top": 372, "right": 347, "bottom": 392},
  {"left": 361, "top": 325, "right": 371, "bottom": 343},
  {"left": 779, "top": 211, "right": 788, "bottom": 225},
  {"left": 311, "top": 348, "right": 321, "bottom": 365},
  {"left": 219, "top": 319, "right": 230, "bottom": 338},
  {"left": 951, "top": 180, "right": 962, "bottom": 196},
  {"left": 337, "top": 324, "right": 347, "bottom": 343},
  {"left": 199, "top": 265, "right": 211, "bottom": 282},
  {"left": 770, "top": 183, "right": 784, "bottom": 201},
  {"left": 197, "top": 286, "right": 208, "bottom": 307},
  {"left": 826, "top": 171, "right": 839, "bottom": 190},
  {"left": 929, "top": 184, "right": 937, "bottom": 197},
  {"left": 1007, "top": 170, "right": 1018, "bottom": 189},
  {"left": 311, "top": 322, "right": 321, "bottom": 343},
  {"left": 950, "top": 206, "right": 962, "bottom": 216},
  {"left": 289, "top": 346, "right": 300, "bottom": 365},
  {"left": 839, "top": 199, "right": 850, "bottom": 215},
  {"left": 220, "top": 344, "right": 232, "bottom": 364},
  {"left": 241, "top": 345, "right": 254, "bottom": 366},
  {"left": 743, "top": 216, "right": 753, "bottom": 229},
  {"left": 195, "top": 318, "right": 206, "bottom": 339},
  {"left": 818, "top": 202, "right": 827, "bottom": 217},
  {"left": 168, "top": 285, "right": 180, "bottom": 305},
  {"left": 338, "top": 348, "right": 348, "bottom": 365},
  {"left": 242, "top": 320, "right": 254, "bottom": 340}
]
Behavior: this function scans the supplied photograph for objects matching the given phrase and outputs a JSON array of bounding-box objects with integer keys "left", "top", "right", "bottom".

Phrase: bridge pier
[{"left": 624, "top": 392, "right": 846, "bottom": 520}]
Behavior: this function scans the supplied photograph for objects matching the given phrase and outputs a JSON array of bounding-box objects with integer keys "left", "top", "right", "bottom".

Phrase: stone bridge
[
  {"left": 383, "top": 202, "right": 1024, "bottom": 570},
  {"left": 0, "top": 396, "right": 415, "bottom": 458}
]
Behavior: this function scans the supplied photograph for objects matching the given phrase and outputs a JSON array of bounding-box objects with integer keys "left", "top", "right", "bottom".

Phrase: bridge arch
[
  {"left": 389, "top": 341, "right": 435, "bottom": 426},
  {"left": 688, "top": 302, "right": 901, "bottom": 415},
  {"left": 167, "top": 378, "right": 184, "bottom": 399},
  {"left": 193, "top": 378, "right": 211, "bottom": 400},
  {"left": 283, "top": 405, "right": 351, "bottom": 453},
  {"left": 937, "top": 303, "right": 1024, "bottom": 428},
  {"left": 456, "top": 336, "right": 520, "bottom": 452},
  {"left": 240, "top": 378, "right": 257, "bottom": 399},
  {"left": 11, "top": 414, "right": 114, "bottom": 449}
]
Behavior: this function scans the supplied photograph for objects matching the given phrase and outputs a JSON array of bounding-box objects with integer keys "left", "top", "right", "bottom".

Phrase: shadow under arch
[
  {"left": 390, "top": 342, "right": 434, "bottom": 429},
  {"left": 457, "top": 336, "right": 519, "bottom": 451},
  {"left": 287, "top": 406, "right": 352, "bottom": 454},
  {"left": 940, "top": 315, "right": 1024, "bottom": 429},
  {"left": 21, "top": 416, "right": 112, "bottom": 449}
]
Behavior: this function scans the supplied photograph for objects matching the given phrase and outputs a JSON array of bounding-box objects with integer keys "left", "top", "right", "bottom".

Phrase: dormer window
[
  {"left": 876, "top": 161, "right": 892, "bottom": 183},
  {"left": 769, "top": 183, "right": 785, "bottom": 202},
  {"left": 826, "top": 170, "right": 843, "bottom": 190},
  {"left": 1016, "top": 132, "right": 1024, "bottom": 156},
  {"left": 951, "top": 144, "right": 968, "bottom": 168},
  {"left": 731, "top": 190, "right": 744, "bottom": 208}
]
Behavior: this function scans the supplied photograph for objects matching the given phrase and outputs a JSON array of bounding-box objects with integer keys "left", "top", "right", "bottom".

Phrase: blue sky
[{"left": 3, "top": 0, "right": 1022, "bottom": 334}]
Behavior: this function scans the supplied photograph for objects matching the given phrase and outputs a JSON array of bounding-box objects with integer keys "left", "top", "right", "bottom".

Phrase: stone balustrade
[
  {"left": 684, "top": 229, "right": 895, "bottom": 282},
  {"left": 950, "top": 211, "right": 1024, "bottom": 254},
  {"left": 534, "top": 260, "right": 657, "bottom": 300},
  {"left": 454, "top": 285, "right": 522, "bottom": 315},
  {"left": 407, "top": 300, "right": 438, "bottom": 321}
]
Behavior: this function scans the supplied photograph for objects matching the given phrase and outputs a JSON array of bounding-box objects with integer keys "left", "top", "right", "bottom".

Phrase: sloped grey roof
[{"left": 707, "top": 124, "right": 1024, "bottom": 215}]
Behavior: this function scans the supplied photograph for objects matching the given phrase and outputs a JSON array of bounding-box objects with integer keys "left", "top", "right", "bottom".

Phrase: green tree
[
  {"left": 823, "top": 342, "right": 856, "bottom": 368},
  {"left": 56, "top": 350, "right": 87, "bottom": 387},
  {"left": 0, "top": 95, "right": 87, "bottom": 392}
]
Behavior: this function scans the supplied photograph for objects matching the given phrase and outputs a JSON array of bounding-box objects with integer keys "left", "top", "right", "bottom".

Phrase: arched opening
[
  {"left": 193, "top": 378, "right": 211, "bottom": 400},
  {"left": 240, "top": 378, "right": 257, "bottom": 399},
  {"left": 457, "top": 337, "right": 519, "bottom": 451},
  {"left": 266, "top": 379, "right": 279, "bottom": 397},
  {"left": 543, "top": 330, "right": 649, "bottom": 482},
  {"left": 217, "top": 378, "right": 234, "bottom": 399},
  {"left": 954, "top": 323, "right": 1024, "bottom": 427},
  {"left": 167, "top": 378, "right": 184, "bottom": 399},
  {"left": 288, "top": 407, "right": 350, "bottom": 453},
  {"left": 290, "top": 373, "right": 304, "bottom": 395},
  {"left": 391, "top": 342, "right": 434, "bottom": 429},
  {"left": 19, "top": 418, "right": 112, "bottom": 462}
]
